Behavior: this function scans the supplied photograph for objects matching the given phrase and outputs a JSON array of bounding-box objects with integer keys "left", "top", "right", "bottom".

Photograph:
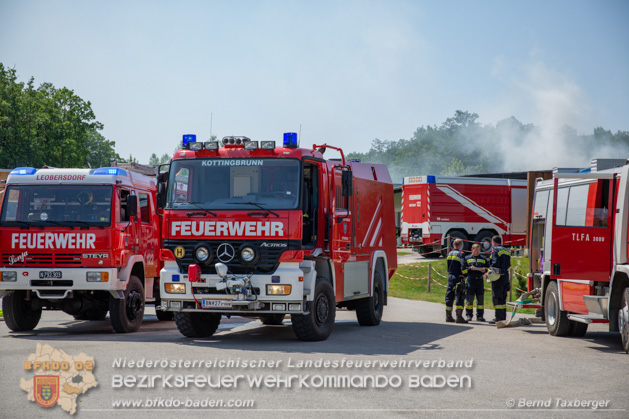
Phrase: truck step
[
  {"left": 567, "top": 314, "right": 609, "bottom": 324},
  {"left": 583, "top": 295, "right": 608, "bottom": 316}
]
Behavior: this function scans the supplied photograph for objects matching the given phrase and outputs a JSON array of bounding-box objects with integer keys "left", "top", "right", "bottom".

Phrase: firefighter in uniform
[
  {"left": 489, "top": 235, "right": 511, "bottom": 323},
  {"left": 445, "top": 239, "right": 468, "bottom": 323},
  {"left": 463, "top": 243, "right": 488, "bottom": 322}
]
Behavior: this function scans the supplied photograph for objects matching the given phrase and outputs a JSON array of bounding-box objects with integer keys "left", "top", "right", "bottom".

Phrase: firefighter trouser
[
  {"left": 445, "top": 275, "right": 466, "bottom": 311},
  {"left": 466, "top": 278, "right": 484, "bottom": 318},
  {"left": 491, "top": 275, "right": 510, "bottom": 321}
]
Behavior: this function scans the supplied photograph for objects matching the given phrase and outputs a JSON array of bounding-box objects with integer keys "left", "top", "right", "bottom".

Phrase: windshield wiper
[
  {"left": 184, "top": 202, "right": 217, "bottom": 217},
  {"left": 225, "top": 201, "right": 279, "bottom": 218},
  {"left": 37, "top": 220, "right": 65, "bottom": 226},
  {"left": 2, "top": 220, "right": 32, "bottom": 228}
]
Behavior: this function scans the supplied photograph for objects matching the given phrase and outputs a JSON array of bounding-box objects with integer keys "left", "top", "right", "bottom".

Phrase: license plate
[
  {"left": 202, "top": 300, "right": 231, "bottom": 309},
  {"left": 39, "top": 271, "right": 62, "bottom": 279}
]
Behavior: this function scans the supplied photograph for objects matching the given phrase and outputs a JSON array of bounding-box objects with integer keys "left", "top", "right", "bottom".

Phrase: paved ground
[{"left": 1, "top": 293, "right": 627, "bottom": 418}]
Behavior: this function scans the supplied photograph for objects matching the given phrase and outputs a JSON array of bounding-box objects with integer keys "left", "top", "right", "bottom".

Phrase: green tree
[
  {"left": 86, "top": 128, "right": 121, "bottom": 168},
  {"left": 148, "top": 153, "right": 160, "bottom": 166}
]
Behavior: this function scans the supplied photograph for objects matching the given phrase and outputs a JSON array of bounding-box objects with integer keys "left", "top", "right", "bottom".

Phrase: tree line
[
  {"left": 347, "top": 110, "right": 629, "bottom": 184},
  {"left": 0, "top": 63, "right": 121, "bottom": 169}
]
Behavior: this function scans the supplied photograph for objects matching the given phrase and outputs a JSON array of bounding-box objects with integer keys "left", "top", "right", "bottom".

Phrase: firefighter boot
[
  {"left": 455, "top": 310, "right": 468, "bottom": 324},
  {"left": 446, "top": 310, "right": 455, "bottom": 323}
]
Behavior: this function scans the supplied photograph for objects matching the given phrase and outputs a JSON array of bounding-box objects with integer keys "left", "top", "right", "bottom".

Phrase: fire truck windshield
[
  {"left": 166, "top": 158, "right": 300, "bottom": 210},
  {"left": 0, "top": 185, "right": 113, "bottom": 227}
]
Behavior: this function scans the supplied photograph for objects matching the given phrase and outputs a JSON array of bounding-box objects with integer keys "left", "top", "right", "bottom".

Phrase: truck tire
[
  {"left": 356, "top": 269, "right": 384, "bottom": 326},
  {"left": 618, "top": 287, "right": 629, "bottom": 354},
  {"left": 174, "top": 312, "right": 221, "bottom": 337},
  {"left": 291, "top": 280, "right": 335, "bottom": 341},
  {"left": 154, "top": 293, "right": 174, "bottom": 321},
  {"left": 74, "top": 309, "right": 108, "bottom": 321},
  {"left": 259, "top": 314, "right": 285, "bottom": 325},
  {"left": 569, "top": 320, "right": 588, "bottom": 337},
  {"left": 544, "top": 281, "right": 570, "bottom": 336},
  {"left": 2, "top": 290, "right": 42, "bottom": 331},
  {"left": 447, "top": 230, "right": 469, "bottom": 252},
  {"left": 156, "top": 309, "right": 174, "bottom": 321},
  {"left": 474, "top": 231, "right": 495, "bottom": 253},
  {"left": 109, "top": 275, "right": 145, "bottom": 333}
]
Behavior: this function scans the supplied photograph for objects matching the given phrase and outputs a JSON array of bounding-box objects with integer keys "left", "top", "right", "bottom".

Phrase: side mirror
[
  {"left": 158, "top": 171, "right": 169, "bottom": 183},
  {"left": 157, "top": 183, "right": 166, "bottom": 209},
  {"left": 341, "top": 170, "right": 353, "bottom": 197},
  {"left": 127, "top": 195, "right": 138, "bottom": 218},
  {"left": 215, "top": 263, "right": 228, "bottom": 279}
]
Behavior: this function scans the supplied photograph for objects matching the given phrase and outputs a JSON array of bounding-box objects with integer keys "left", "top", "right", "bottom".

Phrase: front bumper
[
  {"left": 0, "top": 267, "right": 122, "bottom": 299},
  {"left": 159, "top": 261, "right": 308, "bottom": 314}
]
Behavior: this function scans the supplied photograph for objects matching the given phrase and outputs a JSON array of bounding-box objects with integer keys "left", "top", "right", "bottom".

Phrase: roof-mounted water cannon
[
  {"left": 283, "top": 132, "right": 298, "bottom": 149},
  {"left": 312, "top": 144, "right": 346, "bottom": 166}
]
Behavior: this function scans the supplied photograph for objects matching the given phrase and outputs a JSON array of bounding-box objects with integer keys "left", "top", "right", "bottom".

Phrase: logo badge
[
  {"left": 174, "top": 246, "right": 185, "bottom": 259},
  {"left": 216, "top": 243, "right": 235, "bottom": 263},
  {"left": 34, "top": 376, "right": 59, "bottom": 408}
]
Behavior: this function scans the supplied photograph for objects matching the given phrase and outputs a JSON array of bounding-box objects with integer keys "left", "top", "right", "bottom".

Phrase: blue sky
[{"left": 1, "top": 0, "right": 628, "bottom": 165}]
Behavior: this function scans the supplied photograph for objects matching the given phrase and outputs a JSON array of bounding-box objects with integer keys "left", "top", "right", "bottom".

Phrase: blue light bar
[
  {"left": 283, "top": 132, "right": 298, "bottom": 148},
  {"left": 427, "top": 175, "right": 436, "bottom": 183},
  {"left": 10, "top": 167, "right": 37, "bottom": 175},
  {"left": 182, "top": 134, "right": 197, "bottom": 147},
  {"left": 93, "top": 167, "right": 128, "bottom": 176}
]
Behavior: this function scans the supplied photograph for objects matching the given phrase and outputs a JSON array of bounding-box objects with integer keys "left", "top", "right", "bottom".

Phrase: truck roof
[
  {"left": 403, "top": 175, "right": 526, "bottom": 187},
  {"left": 5, "top": 167, "right": 156, "bottom": 190}
]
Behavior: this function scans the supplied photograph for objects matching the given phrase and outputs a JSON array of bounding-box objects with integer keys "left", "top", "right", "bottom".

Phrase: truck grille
[
  {"left": 2, "top": 253, "right": 82, "bottom": 266},
  {"left": 30, "top": 280, "right": 74, "bottom": 287},
  {"left": 164, "top": 239, "right": 299, "bottom": 275}
]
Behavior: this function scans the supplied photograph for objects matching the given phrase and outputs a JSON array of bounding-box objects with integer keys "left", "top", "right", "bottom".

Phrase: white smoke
[{"left": 491, "top": 59, "right": 627, "bottom": 171}]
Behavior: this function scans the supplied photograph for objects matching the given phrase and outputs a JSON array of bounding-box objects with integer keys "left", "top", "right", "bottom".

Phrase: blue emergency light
[
  {"left": 93, "top": 167, "right": 128, "bottom": 176},
  {"left": 182, "top": 134, "right": 197, "bottom": 147},
  {"left": 10, "top": 167, "right": 37, "bottom": 175},
  {"left": 283, "top": 132, "right": 298, "bottom": 148}
]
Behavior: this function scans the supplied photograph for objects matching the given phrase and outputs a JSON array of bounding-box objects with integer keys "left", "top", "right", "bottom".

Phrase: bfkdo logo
[
  {"left": 21, "top": 344, "right": 98, "bottom": 415},
  {"left": 34, "top": 375, "right": 60, "bottom": 407}
]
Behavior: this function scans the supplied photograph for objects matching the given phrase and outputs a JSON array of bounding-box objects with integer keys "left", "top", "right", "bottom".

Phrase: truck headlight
[
  {"left": 194, "top": 243, "right": 213, "bottom": 265},
  {"left": 266, "top": 284, "right": 292, "bottom": 295},
  {"left": 86, "top": 272, "right": 109, "bottom": 282},
  {"left": 1, "top": 271, "right": 17, "bottom": 282},
  {"left": 165, "top": 283, "right": 186, "bottom": 294},
  {"left": 239, "top": 243, "right": 259, "bottom": 265},
  {"left": 241, "top": 247, "right": 255, "bottom": 262}
]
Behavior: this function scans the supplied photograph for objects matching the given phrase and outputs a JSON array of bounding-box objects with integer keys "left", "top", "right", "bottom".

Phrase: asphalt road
[{"left": 1, "top": 292, "right": 627, "bottom": 419}]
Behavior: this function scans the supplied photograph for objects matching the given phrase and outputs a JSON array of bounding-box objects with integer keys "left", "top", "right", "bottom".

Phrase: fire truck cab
[
  {"left": 158, "top": 134, "right": 397, "bottom": 341},
  {"left": 0, "top": 166, "right": 169, "bottom": 333},
  {"left": 529, "top": 159, "right": 629, "bottom": 353}
]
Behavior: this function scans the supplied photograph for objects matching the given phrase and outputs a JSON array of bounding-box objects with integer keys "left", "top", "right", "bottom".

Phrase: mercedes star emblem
[{"left": 216, "top": 243, "right": 235, "bottom": 263}]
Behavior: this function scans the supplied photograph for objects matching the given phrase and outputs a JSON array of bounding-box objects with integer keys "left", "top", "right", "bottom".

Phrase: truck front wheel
[
  {"left": 545, "top": 281, "right": 570, "bottom": 336},
  {"left": 356, "top": 269, "right": 384, "bottom": 326},
  {"left": 2, "top": 290, "right": 42, "bottom": 331},
  {"left": 618, "top": 287, "right": 629, "bottom": 354},
  {"left": 174, "top": 312, "right": 221, "bottom": 337},
  {"left": 110, "top": 275, "right": 145, "bottom": 333},
  {"left": 291, "top": 280, "right": 336, "bottom": 341}
]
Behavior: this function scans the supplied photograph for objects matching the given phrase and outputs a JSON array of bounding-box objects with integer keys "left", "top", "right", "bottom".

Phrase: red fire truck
[
  {"left": 401, "top": 175, "right": 527, "bottom": 254},
  {"left": 158, "top": 133, "right": 397, "bottom": 341},
  {"left": 0, "top": 166, "right": 169, "bottom": 333},
  {"left": 528, "top": 160, "right": 629, "bottom": 353}
]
